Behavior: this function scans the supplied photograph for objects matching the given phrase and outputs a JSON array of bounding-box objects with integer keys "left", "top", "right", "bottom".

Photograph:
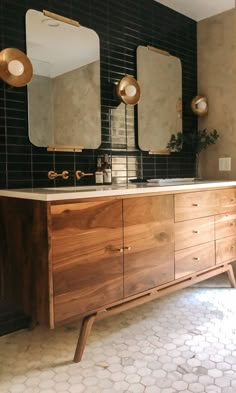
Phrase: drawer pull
[
  {"left": 193, "top": 230, "right": 200, "bottom": 234},
  {"left": 230, "top": 221, "right": 236, "bottom": 226},
  {"left": 116, "top": 248, "right": 124, "bottom": 253},
  {"left": 193, "top": 257, "right": 200, "bottom": 261},
  {"left": 124, "top": 246, "right": 132, "bottom": 251},
  {"left": 192, "top": 203, "right": 200, "bottom": 207}
]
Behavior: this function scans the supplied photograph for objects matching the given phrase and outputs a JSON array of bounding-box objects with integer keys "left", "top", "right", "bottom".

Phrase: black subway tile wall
[{"left": 0, "top": 0, "right": 197, "bottom": 189}]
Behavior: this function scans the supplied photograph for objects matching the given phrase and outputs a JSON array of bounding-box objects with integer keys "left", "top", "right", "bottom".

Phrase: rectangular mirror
[
  {"left": 26, "top": 9, "right": 101, "bottom": 151},
  {"left": 137, "top": 46, "right": 182, "bottom": 153}
]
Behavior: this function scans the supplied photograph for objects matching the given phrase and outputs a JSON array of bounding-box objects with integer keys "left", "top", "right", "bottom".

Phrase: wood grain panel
[
  {"left": 216, "top": 189, "right": 236, "bottom": 214},
  {"left": 175, "top": 190, "right": 217, "bottom": 222},
  {"left": 175, "top": 216, "right": 214, "bottom": 251},
  {"left": 215, "top": 213, "right": 236, "bottom": 240},
  {"left": 175, "top": 241, "right": 215, "bottom": 279},
  {"left": 216, "top": 235, "right": 236, "bottom": 264},
  {"left": 123, "top": 195, "right": 174, "bottom": 297},
  {"left": 51, "top": 200, "right": 124, "bottom": 323},
  {"left": 0, "top": 197, "right": 51, "bottom": 326}
]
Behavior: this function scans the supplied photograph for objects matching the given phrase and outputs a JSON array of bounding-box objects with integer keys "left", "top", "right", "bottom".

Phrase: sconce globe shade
[
  {"left": 8, "top": 60, "right": 25, "bottom": 76},
  {"left": 0, "top": 48, "right": 33, "bottom": 87},
  {"left": 191, "top": 95, "right": 208, "bottom": 117},
  {"left": 116, "top": 75, "right": 141, "bottom": 105}
]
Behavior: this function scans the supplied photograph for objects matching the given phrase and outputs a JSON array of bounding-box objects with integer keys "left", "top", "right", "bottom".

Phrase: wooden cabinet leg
[
  {"left": 73, "top": 314, "right": 97, "bottom": 363},
  {"left": 226, "top": 264, "right": 236, "bottom": 288}
]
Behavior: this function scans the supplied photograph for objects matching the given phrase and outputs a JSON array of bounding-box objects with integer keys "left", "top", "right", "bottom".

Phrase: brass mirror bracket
[
  {"left": 149, "top": 150, "right": 170, "bottom": 155},
  {"left": 47, "top": 145, "right": 83, "bottom": 152},
  {"left": 48, "top": 170, "right": 69, "bottom": 180},
  {"left": 43, "top": 10, "right": 80, "bottom": 27}
]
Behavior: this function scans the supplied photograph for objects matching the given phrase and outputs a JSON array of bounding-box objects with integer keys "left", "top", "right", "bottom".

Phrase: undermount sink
[
  {"left": 146, "top": 178, "right": 196, "bottom": 185},
  {"left": 43, "top": 186, "right": 98, "bottom": 192}
]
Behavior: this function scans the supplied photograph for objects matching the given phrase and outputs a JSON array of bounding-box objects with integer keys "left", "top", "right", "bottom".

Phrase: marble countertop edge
[{"left": 1, "top": 180, "right": 236, "bottom": 201}]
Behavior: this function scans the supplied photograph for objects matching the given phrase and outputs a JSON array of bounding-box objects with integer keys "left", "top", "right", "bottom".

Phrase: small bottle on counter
[
  {"left": 95, "top": 157, "right": 103, "bottom": 185},
  {"left": 103, "top": 154, "right": 112, "bottom": 185}
]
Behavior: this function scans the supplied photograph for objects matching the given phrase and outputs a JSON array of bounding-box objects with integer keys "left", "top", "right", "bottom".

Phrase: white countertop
[{"left": 1, "top": 180, "right": 236, "bottom": 201}]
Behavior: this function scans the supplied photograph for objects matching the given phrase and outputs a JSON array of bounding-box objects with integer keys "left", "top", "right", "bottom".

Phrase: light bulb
[
  {"left": 197, "top": 100, "right": 207, "bottom": 110},
  {"left": 125, "top": 84, "right": 137, "bottom": 97},
  {"left": 8, "top": 60, "right": 24, "bottom": 76}
]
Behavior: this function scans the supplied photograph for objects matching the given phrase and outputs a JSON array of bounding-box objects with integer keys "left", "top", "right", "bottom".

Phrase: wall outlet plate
[{"left": 219, "top": 157, "right": 231, "bottom": 171}]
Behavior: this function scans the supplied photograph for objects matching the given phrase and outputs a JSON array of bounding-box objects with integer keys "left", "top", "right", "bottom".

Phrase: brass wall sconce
[
  {"left": 191, "top": 95, "right": 208, "bottom": 117},
  {"left": 0, "top": 48, "right": 33, "bottom": 87},
  {"left": 116, "top": 75, "right": 141, "bottom": 105}
]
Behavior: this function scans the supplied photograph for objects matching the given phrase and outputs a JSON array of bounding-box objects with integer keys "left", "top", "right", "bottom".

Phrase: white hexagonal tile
[
  {"left": 172, "top": 380, "right": 188, "bottom": 391},
  {"left": 114, "top": 381, "right": 129, "bottom": 391},
  {"left": 69, "top": 384, "right": 85, "bottom": 393},
  {"left": 189, "top": 382, "right": 205, "bottom": 392},
  {"left": 208, "top": 368, "right": 223, "bottom": 378},
  {"left": 215, "top": 377, "right": 231, "bottom": 388},
  {"left": 225, "top": 356, "right": 236, "bottom": 365},
  {"left": 128, "top": 383, "right": 145, "bottom": 393},
  {"left": 183, "top": 373, "right": 198, "bottom": 383},
  {"left": 145, "top": 387, "right": 161, "bottom": 393}
]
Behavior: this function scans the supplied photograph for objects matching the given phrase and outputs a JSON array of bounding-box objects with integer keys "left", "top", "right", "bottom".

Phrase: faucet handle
[
  {"left": 48, "top": 170, "right": 69, "bottom": 180},
  {"left": 75, "top": 170, "right": 94, "bottom": 180}
]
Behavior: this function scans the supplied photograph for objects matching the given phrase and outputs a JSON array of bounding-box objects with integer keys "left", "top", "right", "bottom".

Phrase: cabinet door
[
  {"left": 215, "top": 213, "right": 236, "bottom": 240},
  {"left": 123, "top": 195, "right": 174, "bottom": 297},
  {"left": 216, "top": 189, "right": 236, "bottom": 214},
  {"left": 51, "top": 200, "right": 123, "bottom": 324},
  {"left": 216, "top": 235, "right": 236, "bottom": 264}
]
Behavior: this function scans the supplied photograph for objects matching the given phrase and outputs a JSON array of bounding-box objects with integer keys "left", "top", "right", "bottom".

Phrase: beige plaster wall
[{"left": 198, "top": 8, "right": 236, "bottom": 180}]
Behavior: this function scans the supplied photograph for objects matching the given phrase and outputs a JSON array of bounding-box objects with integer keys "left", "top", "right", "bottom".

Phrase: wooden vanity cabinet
[{"left": 0, "top": 186, "right": 235, "bottom": 363}]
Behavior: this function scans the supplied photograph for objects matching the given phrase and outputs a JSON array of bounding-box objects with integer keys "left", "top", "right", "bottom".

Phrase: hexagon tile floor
[{"left": 0, "top": 284, "right": 236, "bottom": 393}]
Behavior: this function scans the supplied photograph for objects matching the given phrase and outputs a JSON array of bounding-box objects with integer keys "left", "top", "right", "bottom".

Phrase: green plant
[
  {"left": 166, "top": 132, "right": 183, "bottom": 152},
  {"left": 167, "top": 129, "right": 219, "bottom": 154}
]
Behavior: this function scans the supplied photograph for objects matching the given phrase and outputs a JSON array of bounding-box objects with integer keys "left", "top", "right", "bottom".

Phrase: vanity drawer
[
  {"left": 175, "top": 242, "right": 215, "bottom": 279},
  {"left": 175, "top": 216, "right": 214, "bottom": 251},
  {"left": 216, "top": 189, "right": 236, "bottom": 214},
  {"left": 215, "top": 213, "right": 236, "bottom": 239},
  {"left": 174, "top": 191, "right": 217, "bottom": 222},
  {"left": 216, "top": 235, "right": 236, "bottom": 264}
]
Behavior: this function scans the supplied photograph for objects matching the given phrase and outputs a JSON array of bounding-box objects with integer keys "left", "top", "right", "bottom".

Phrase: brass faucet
[
  {"left": 75, "top": 170, "right": 94, "bottom": 181},
  {"left": 48, "top": 170, "right": 69, "bottom": 180}
]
